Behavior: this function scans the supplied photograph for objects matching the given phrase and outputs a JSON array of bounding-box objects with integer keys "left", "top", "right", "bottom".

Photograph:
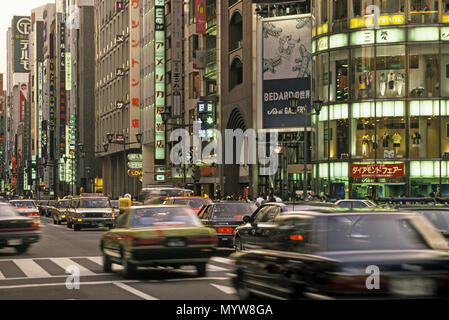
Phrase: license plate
[
  {"left": 8, "top": 239, "right": 22, "bottom": 246},
  {"left": 167, "top": 239, "right": 186, "bottom": 247},
  {"left": 390, "top": 277, "right": 435, "bottom": 296}
]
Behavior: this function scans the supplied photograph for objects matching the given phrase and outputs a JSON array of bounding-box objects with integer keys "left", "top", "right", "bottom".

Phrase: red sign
[
  {"left": 195, "top": 0, "right": 206, "bottom": 34},
  {"left": 350, "top": 163, "right": 405, "bottom": 178}
]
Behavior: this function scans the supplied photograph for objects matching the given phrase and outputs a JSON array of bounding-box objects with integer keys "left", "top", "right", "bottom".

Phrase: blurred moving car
[
  {"left": 232, "top": 210, "right": 449, "bottom": 300},
  {"left": 164, "top": 196, "right": 212, "bottom": 214},
  {"left": 334, "top": 199, "right": 377, "bottom": 209},
  {"left": 139, "top": 186, "right": 194, "bottom": 202},
  {"left": 234, "top": 202, "right": 335, "bottom": 251},
  {"left": 100, "top": 205, "right": 217, "bottom": 277},
  {"left": 50, "top": 199, "right": 72, "bottom": 225},
  {"left": 66, "top": 195, "right": 115, "bottom": 231},
  {"left": 0, "top": 204, "right": 40, "bottom": 254},
  {"left": 198, "top": 201, "right": 257, "bottom": 247},
  {"left": 9, "top": 200, "right": 40, "bottom": 220},
  {"left": 399, "top": 206, "right": 449, "bottom": 239},
  {"left": 40, "top": 200, "right": 57, "bottom": 217}
]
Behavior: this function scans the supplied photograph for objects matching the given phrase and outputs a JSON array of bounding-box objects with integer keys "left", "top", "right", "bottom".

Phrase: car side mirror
[{"left": 243, "top": 216, "right": 251, "bottom": 223}]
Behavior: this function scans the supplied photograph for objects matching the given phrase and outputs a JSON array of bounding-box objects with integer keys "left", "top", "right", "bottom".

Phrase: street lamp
[{"left": 289, "top": 97, "right": 322, "bottom": 200}]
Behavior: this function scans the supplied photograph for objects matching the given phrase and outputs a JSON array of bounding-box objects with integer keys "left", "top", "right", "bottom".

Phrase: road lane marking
[
  {"left": 210, "top": 257, "right": 234, "bottom": 265},
  {"left": 86, "top": 256, "right": 124, "bottom": 272},
  {"left": 0, "top": 271, "right": 4, "bottom": 280},
  {"left": 113, "top": 282, "right": 159, "bottom": 300},
  {"left": 13, "top": 259, "right": 51, "bottom": 278},
  {"left": 50, "top": 258, "right": 97, "bottom": 276},
  {"left": 210, "top": 283, "right": 237, "bottom": 295},
  {"left": 0, "top": 279, "right": 140, "bottom": 290}
]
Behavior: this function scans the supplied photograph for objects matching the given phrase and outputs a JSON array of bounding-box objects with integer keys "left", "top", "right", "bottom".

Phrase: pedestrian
[{"left": 256, "top": 194, "right": 264, "bottom": 206}]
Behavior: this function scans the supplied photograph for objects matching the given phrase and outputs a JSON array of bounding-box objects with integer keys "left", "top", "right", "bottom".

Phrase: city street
[{"left": 0, "top": 217, "right": 238, "bottom": 300}]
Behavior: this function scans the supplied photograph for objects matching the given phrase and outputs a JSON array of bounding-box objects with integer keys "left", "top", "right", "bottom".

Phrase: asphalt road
[{"left": 0, "top": 216, "right": 239, "bottom": 300}]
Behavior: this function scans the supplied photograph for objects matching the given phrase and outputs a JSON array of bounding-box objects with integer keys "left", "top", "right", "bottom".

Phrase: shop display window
[
  {"left": 350, "top": 0, "right": 404, "bottom": 27},
  {"left": 376, "top": 45, "right": 405, "bottom": 98},
  {"left": 408, "top": 45, "right": 439, "bottom": 98},
  {"left": 315, "top": 53, "right": 329, "bottom": 102},
  {"left": 441, "top": 45, "right": 449, "bottom": 97},
  {"left": 410, "top": 0, "right": 439, "bottom": 24},
  {"left": 332, "top": 0, "right": 348, "bottom": 32},
  {"left": 351, "top": 47, "right": 375, "bottom": 100},
  {"left": 409, "top": 115, "right": 439, "bottom": 159},
  {"left": 329, "top": 50, "right": 348, "bottom": 101}
]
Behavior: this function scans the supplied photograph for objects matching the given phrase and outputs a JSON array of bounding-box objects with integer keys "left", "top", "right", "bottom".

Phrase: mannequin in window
[
  {"left": 382, "top": 131, "right": 390, "bottom": 148},
  {"left": 396, "top": 73, "right": 405, "bottom": 96},
  {"left": 362, "top": 133, "right": 370, "bottom": 157},
  {"left": 388, "top": 72, "right": 396, "bottom": 95},
  {"left": 392, "top": 132, "right": 402, "bottom": 155},
  {"left": 372, "top": 134, "right": 378, "bottom": 151},
  {"left": 411, "top": 131, "right": 422, "bottom": 147},
  {"left": 380, "top": 73, "right": 387, "bottom": 96}
]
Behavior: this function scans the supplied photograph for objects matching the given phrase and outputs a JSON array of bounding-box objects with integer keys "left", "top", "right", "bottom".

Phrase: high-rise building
[{"left": 94, "top": 0, "right": 142, "bottom": 198}]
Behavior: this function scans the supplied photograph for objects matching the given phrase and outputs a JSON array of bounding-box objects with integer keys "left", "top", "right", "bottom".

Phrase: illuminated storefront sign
[
  {"left": 65, "top": 52, "right": 72, "bottom": 91},
  {"left": 155, "top": 0, "right": 165, "bottom": 163},
  {"left": 60, "top": 13, "right": 66, "bottom": 157},
  {"left": 350, "top": 14, "right": 405, "bottom": 29},
  {"left": 350, "top": 163, "right": 405, "bottom": 178},
  {"left": 13, "top": 16, "right": 31, "bottom": 72},
  {"left": 49, "top": 58, "right": 56, "bottom": 160},
  {"left": 329, "top": 33, "right": 347, "bottom": 49},
  {"left": 376, "top": 28, "right": 405, "bottom": 43},
  {"left": 350, "top": 30, "right": 374, "bottom": 45},
  {"left": 38, "top": 62, "right": 43, "bottom": 158},
  {"left": 317, "top": 36, "right": 328, "bottom": 51},
  {"left": 129, "top": 0, "right": 140, "bottom": 153},
  {"left": 409, "top": 27, "right": 439, "bottom": 41}
]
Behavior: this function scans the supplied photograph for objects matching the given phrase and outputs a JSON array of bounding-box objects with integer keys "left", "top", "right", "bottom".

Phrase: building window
[
  {"left": 376, "top": 45, "right": 405, "bottom": 98},
  {"left": 189, "top": 72, "right": 200, "bottom": 99},
  {"left": 408, "top": 44, "right": 439, "bottom": 98},
  {"left": 351, "top": 46, "right": 375, "bottom": 100},
  {"left": 229, "top": 57, "right": 243, "bottom": 89},
  {"left": 410, "top": 0, "right": 439, "bottom": 24},
  {"left": 315, "top": 53, "right": 329, "bottom": 102},
  {"left": 229, "top": 12, "right": 243, "bottom": 52},
  {"left": 332, "top": 0, "right": 347, "bottom": 32},
  {"left": 329, "top": 50, "right": 348, "bottom": 101},
  {"left": 189, "top": 35, "right": 199, "bottom": 62}
]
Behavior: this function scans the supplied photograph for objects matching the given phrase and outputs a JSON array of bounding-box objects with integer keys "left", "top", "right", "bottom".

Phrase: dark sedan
[
  {"left": 232, "top": 210, "right": 449, "bottom": 300},
  {"left": 234, "top": 201, "right": 335, "bottom": 251},
  {"left": 399, "top": 206, "right": 449, "bottom": 239},
  {"left": 198, "top": 202, "right": 257, "bottom": 247},
  {"left": 0, "top": 204, "right": 41, "bottom": 254}
]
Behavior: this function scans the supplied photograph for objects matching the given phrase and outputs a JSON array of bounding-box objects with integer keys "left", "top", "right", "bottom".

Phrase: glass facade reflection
[{"left": 312, "top": 0, "right": 449, "bottom": 199}]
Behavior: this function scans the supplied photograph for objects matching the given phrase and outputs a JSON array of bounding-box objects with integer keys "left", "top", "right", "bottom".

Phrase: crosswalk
[{"left": 0, "top": 256, "right": 234, "bottom": 281}]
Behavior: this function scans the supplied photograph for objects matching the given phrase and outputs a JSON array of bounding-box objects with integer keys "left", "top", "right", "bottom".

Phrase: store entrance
[{"left": 351, "top": 183, "right": 406, "bottom": 199}]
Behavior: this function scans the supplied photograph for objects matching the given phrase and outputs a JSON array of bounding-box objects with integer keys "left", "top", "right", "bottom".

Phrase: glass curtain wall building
[{"left": 312, "top": 0, "right": 449, "bottom": 199}]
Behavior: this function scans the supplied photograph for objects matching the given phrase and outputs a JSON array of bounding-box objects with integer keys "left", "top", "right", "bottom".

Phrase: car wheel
[
  {"left": 235, "top": 270, "right": 252, "bottom": 300},
  {"left": 121, "top": 250, "right": 137, "bottom": 278},
  {"left": 53, "top": 219, "right": 57, "bottom": 225},
  {"left": 57, "top": 220, "right": 61, "bottom": 225},
  {"left": 103, "top": 250, "right": 113, "bottom": 273},
  {"left": 195, "top": 262, "right": 207, "bottom": 277},
  {"left": 234, "top": 237, "right": 243, "bottom": 252},
  {"left": 73, "top": 225, "right": 80, "bottom": 231},
  {"left": 15, "top": 244, "right": 30, "bottom": 254},
  {"left": 67, "top": 221, "right": 72, "bottom": 228}
]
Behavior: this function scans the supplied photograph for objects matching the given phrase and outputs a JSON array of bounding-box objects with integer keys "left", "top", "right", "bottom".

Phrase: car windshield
[
  {"left": 212, "top": 203, "right": 257, "bottom": 220},
  {"left": 49, "top": 201, "right": 57, "bottom": 206},
  {"left": 11, "top": 201, "right": 35, "bottom": 208},
  {"left": 58, "top": 200, "right": 71, "bottom": 208},
  {"left": 173, "top": 198, "right": 212, "bottom": 208},
  {"left": 325, "top": 215, "right": 430, "bottom": 251},
  {"left": 0, "top": 205, "right": 19, "bottom": 217},
  {"left": 418, "top": 210, "right": 449, "bottom": 231},
  {"left": 160, "top": 189, "right": 192, "bottom": 197},
  {"left": 78, "top": 198, "right": 111, "bottom": 208},
  {"left": 130, "top": 207, "right": 201, "bottom": 228}
]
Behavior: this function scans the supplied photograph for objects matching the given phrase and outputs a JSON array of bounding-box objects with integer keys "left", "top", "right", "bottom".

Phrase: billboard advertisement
[
  {"left": 260, "top": 14, "right": 312, "bottom": 129},
  {"left": 195, "top": 0, "right": 206, "bottom": 34},
  {"left": 13, "top": 16, "right": 31, "bottom": 73}
]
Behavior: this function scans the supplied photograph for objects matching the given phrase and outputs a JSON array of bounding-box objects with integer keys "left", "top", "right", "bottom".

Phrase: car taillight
[
  {"left": 188, "top": 236, "right": 218, "bottom": 244},
  {"left": 31, "top": 222, "right": 40, "bottom": 229},
  {"left": 326, "top": 274, "right": 369, "bottom": 292},
  {"left": 131, "top": 237, "right": 165, "bottom": 246},
  {"left": 27, "top": 212, "right": 40, "bottom": 217},
  {"left": 217, "top": 227, "right": 233, "bottom": 234}
]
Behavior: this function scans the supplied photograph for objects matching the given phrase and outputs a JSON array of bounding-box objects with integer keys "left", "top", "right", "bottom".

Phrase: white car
[
  {"left": 334, "top": 199, "right": 377, "bottom": 209},
  {"left": 66, "top": 196, "right": 116, "bottom": 231},
  {"left": 9, "top": 200, "right": 40, "bottom": 218}
]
